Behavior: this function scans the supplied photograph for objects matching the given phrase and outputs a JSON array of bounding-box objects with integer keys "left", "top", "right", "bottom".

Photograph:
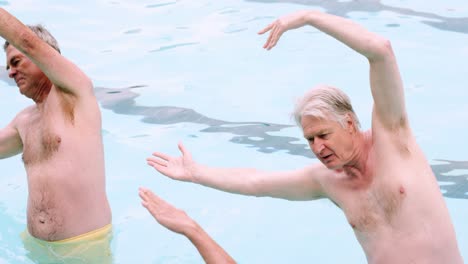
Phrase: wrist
[
  {"left": 191, "top": 163, "right": 203, "bottom": 184},
  {"left": 302, "top": 10, "right": 318, "bottom": 24},
  {"left": 183, "top": 219, "right": 202, "bottom": 238}
]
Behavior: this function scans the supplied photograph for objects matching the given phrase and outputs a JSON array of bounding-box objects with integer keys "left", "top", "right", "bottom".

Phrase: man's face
[
  {"left": 301, "top": 115, "right": 355, "bottom": 170},
  {"left": 6, "top": 45, "right": 46, "bottom": 98}
]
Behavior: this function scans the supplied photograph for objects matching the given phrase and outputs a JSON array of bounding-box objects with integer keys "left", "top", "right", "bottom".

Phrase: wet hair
[
  {"left": 293, "top": 85, "right": 361, "bottom": 130},
  {"left": 3, "top": 24, "right": 61, "bottom": 54}
]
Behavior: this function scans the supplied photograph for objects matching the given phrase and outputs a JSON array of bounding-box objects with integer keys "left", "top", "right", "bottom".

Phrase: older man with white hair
[{"left": 146, "top": 10, "right": 463, "bottom": 263}]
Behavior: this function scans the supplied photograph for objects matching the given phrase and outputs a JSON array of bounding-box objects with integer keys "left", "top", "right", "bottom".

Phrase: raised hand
[
  {"left": 258, "top": 10, "right": 309, "bottom": 50},
  {"left": 147, "top": 142, "right": 197, "bottom": 182},
  {"left": 139, "top": 188, "right": 195, "bottom": 235}
]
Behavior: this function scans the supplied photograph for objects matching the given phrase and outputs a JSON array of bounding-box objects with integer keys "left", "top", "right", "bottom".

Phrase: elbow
[
  {"left": 367, "top": 38, "right": 394, "bottom": 62},
  {"left": 79, "top": 76, "right": 95, "bottom": 95},
  {"left": 247, "top": 176, "right": 268, "bottom": 197}
]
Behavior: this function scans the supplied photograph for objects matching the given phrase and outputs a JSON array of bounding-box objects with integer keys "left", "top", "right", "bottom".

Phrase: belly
[
  {"left": 27, "top": 188, "right": 66, "bottom": 241},
  {"left": 25, "top": 160, "right": 110, "bottom": 241},
  {"left": 366, "top": 231, "right": 463, "bottom": 264}
]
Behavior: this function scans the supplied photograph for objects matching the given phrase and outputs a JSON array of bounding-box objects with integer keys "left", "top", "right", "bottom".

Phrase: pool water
[{"left": 0, "top": 0, "right": 467, "bottom": 263}]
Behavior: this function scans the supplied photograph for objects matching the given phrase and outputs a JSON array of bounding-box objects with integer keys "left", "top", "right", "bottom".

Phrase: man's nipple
[{"left": 399, "top": 186, "right": 405, "bottom": 195}]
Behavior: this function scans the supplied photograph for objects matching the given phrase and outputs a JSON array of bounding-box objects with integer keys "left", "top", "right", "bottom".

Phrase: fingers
[
  {"left": 138, "top": 187, "right": 153, "bottom": 203},
  {"left": 266, "top": 26, "right": 283, "bottom": 50},
  {"left": 264, "top": 27, "right": 274, "bottom": 49},
  {"left": 147, "top": 157, "right": 167, "bottom": 167},
  {"left": 261, "top": 22, "right": 283, "bottom": 50},
  {"left": 258, "top": 23, "right": 273, "bottom": 35},
  {"left": 177, "top": 141, "right": 187, "bottom": 156},
  {"left": 139, "top": 187, "right": 162, "bottom": 214},
  {"left": 146, "top": 161, "right": 172, "bottom": 177},
  {"left": 151, "top": 151, "right": 172, "bottom": 161}
]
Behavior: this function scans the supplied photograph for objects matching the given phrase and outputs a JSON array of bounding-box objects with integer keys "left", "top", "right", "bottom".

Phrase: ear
[{"left": 345, "top": 113, "right": 355, "bottom": 134}]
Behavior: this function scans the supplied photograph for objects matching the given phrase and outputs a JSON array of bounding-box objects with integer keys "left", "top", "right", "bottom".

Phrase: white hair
[
  {"left": 4, "top": 24, "right": 60, "bottom": 54},
  {"left": 293, "top": 85, "right": 360, "bottom": 130}
]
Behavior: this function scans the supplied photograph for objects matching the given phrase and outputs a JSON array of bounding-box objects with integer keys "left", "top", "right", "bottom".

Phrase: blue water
[{"left": 0, "top": 0, "right": 467, "bottom": 263}]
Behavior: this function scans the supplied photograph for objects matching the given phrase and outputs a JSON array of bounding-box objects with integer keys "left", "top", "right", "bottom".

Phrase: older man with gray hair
[
  {"left": 146, "top": 10, "right": 463, "bottom": 263},
  {"left": 0, "top": 8, "right": 112, "bottom": 263}
]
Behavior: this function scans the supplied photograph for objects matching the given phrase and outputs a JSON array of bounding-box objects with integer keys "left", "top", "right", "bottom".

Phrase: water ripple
[
  {"left": 148, "top": 42, "right": 199, "bottom": 52},
  {"left": 145, "top": 1, "right": 177, "bottom": 9},
  {"left": 123, "top": 28, "right": 142, "bottom": 35}
]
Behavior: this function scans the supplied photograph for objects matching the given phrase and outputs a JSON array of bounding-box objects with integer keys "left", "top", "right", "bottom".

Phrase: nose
[
  {"left": 311, "top": 139, "right": 324, "bottom": 155},
  {"left": 8, "top": 67, "right": 17, "bottom": 79}
]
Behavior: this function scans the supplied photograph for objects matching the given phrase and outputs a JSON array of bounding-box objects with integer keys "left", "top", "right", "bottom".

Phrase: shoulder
[
  {"left": 300, "top": 163, "right": 335, "bottom": 189},
  {"left": 302, "top": 162, "right": 331, "bottom": 177},
  {"left": 14, "top": 105, "right": 36, "bottom": 123}
]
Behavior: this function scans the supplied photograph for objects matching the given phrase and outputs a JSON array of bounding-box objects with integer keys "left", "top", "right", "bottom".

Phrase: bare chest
[
  {"left": 342, "top": 180, "right": 407, "bottom": 232},
  {"left": 19, "top": 112, "right": 66, "bottom": 166}
]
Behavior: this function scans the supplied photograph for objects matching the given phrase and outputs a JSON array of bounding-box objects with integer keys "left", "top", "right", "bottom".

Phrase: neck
[
  {"left": 341, "top": 130, "right": 372, "bottom": 179},
  {"left": 32, "top": 78, "right": 53, "bottom": 104}
]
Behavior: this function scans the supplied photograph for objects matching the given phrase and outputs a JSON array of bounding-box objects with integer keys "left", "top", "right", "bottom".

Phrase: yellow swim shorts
[{"left": 21, "top": 224, "right": 113, "bottom": 264}]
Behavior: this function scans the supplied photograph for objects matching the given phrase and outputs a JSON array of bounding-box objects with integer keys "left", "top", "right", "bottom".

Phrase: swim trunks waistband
[{"left": 51, "top": 223, "right": 112, "bottom": 244}]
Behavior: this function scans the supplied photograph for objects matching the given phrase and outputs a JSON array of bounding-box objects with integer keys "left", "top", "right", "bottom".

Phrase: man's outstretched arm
[
  {"left": 147, "top": 142, "right": 326, "bottom": 201},
  {"left": 259, "top": 10, "right": 407, "bottom": 130},
  {"left": 139, "top": 188, "right": 236, "bottom": 264}
]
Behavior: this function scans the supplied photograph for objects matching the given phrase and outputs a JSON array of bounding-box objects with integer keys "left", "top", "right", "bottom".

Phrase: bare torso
[
  {"left": 322, "top": 126, "right": 463, "bottom": 264},
  {"left": 15, "top": 87, "right": 111, "bottom": 241}
]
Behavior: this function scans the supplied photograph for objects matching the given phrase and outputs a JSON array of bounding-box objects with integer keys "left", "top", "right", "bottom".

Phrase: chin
[{"left": 324, "top": 162, "right": 344, "bottom": 170}]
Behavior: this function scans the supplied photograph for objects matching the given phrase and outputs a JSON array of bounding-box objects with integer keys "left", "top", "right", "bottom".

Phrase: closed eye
[
  {"left": 318, "top": 133, "right": 330, "bottom": 139},
  {"left": 8, "top": 57, "right": 20, "bottom": 70}
]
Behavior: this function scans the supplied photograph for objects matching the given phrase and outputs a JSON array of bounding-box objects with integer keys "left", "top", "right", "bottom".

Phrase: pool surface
[{"left": 0, "top": 0, "right": 467, "bottom": 263}]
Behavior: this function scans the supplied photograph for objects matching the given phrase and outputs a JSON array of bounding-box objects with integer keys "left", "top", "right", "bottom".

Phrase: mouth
[
  {"left": 321, "top": 154, "right": 333, "bottom": 162},
  {"left": 15, "top": 77, "right": 24, "bottom": 85}
]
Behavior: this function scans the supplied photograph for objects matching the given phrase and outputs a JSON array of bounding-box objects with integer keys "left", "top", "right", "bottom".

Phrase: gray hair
[
  {"left": 3, "top": 24, "right": 61, "bottom": 54},
  {"left": 293, "top": 85, "right": 360, "bottom": 130}
]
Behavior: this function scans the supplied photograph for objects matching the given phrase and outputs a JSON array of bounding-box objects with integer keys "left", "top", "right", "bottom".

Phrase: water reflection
[{"left": 94, "top": 85, "right": 312, "bottom": 158}]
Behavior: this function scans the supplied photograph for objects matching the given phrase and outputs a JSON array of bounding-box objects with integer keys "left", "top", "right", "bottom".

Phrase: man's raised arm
[
  {"left": 259, "top": 10, "right": 407, "bottom": 129},
  {"left": 0, "top": 8, "right": 93, "bottom": 98},
  {"left": 147, "top": 143, "right": 326, "bottom": 201}
]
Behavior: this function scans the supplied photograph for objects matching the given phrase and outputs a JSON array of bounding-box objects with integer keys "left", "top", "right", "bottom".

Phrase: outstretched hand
[
  {"left": 258, "top": 10, "right": 309, "bottom": 50},
  {"left": 147, "top": 142, "right": 196, "bottom": 182},
  {"left": 139, "top": 187, "right": 194, "bottom": 235}
]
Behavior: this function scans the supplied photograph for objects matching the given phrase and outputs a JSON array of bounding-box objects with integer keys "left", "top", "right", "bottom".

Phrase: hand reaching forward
[
  {"left": 147, "top": 142, "right": 197, "bottom": 182},
  {"left": 139, "top": 187, "right": 195, "bottom": 235},
  {"left": 258, "top": 10, "right": 309, "bottom": 50}
]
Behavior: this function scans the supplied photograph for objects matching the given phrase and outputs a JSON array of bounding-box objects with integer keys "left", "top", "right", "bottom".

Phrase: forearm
[
  {"left": 192, "top": 164, "right": 324, "bottom": 201},
  {"left": 193, "top": 165, "right": 266, "bottom": 196},
  {"left": 302, "top": 10, "right": 390, "bottom": 60},
  {"left": 185, "top": 222, "right": 236, "bottom": 264},
  {"left": 0, "top": 8, "right": 38, "bottom": 56}
]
